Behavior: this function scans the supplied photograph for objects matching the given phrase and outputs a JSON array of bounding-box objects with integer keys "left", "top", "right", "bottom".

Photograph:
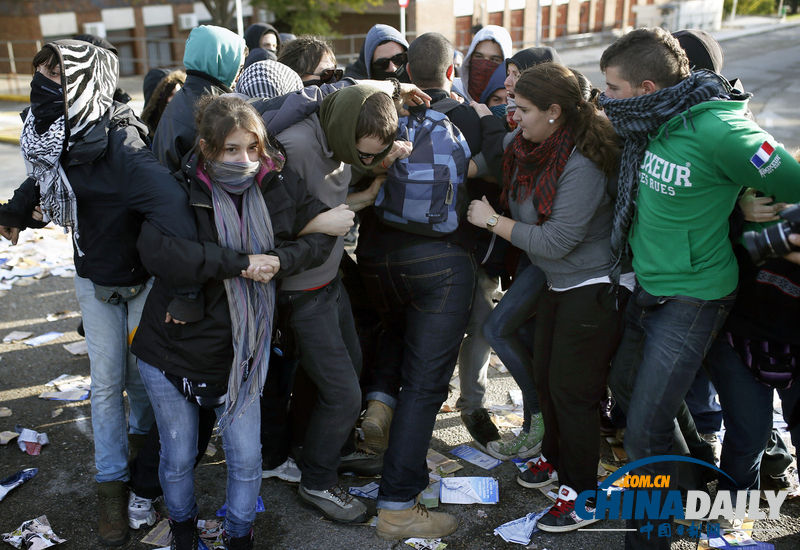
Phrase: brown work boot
[
  {"left": 360, "top": 400, "right": 393, "bottom": 453},
  {"left": 376, "top": 503, "right": 458, "bottom": 540},
  {"left": 97, "top": 481, "right": 129, "bottom": 546}
]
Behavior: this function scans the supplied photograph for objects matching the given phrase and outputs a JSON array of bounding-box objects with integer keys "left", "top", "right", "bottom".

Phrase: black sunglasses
[
  {"left": 371, "top": 52, "right": 407, "bottom": 73},
  {"left": 313, "top": 67, "right": 343, "bottom": 84},
  {"left": 356, "top": 142, "right": 392, "bottom": 163}
]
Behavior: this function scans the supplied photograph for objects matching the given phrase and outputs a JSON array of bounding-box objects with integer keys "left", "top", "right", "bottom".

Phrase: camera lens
[{"left": 743, "top": 221, "right": 792, "bottom": 265}]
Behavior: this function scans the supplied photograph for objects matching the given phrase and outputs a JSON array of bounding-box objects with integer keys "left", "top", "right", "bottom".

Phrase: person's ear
[
  {"left": 548, "top": 104, "right": 562, "bottom": 122},
  {"left": 198, "top": 138, "right": 209, "bottom": 158},
  {"left": 446, "top": 64, "right": 454, "bottom": 82},
  {"left": 405, "top": 63, "right": 413, "bottom": 82},
  {"left": 640, "top": 79, "right": 658, "bottom": 95}
]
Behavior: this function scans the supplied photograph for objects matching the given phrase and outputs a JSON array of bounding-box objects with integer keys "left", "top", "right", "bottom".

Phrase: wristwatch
[{"left": 486, "top": 214, "right": 500, "bottom": 228}]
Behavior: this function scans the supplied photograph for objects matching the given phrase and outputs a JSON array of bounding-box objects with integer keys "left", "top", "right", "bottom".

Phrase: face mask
[
  {"left": 30, "top": 71, "right": 64, "bottom": 134},
  {"left": 489, "top": 104, "right": 507, "bottom": 121},
  {"left": 206, "top": 159, "right": 261, "bottom": 194},
  {"left": 468, "top": 57, "right": 500, "bottom": 100}
]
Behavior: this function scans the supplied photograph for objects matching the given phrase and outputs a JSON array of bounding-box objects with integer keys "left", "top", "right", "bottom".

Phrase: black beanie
[
  {"left": 672, "top": 30, "right": 724, "bottom": 73},
  {"left": 143, "top": 68, "right": 171, "bottom": 105}
]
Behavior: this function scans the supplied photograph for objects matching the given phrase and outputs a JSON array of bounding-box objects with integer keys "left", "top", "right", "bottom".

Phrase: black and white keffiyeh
[
  {"left": 597, "top": 69, "right": 735, "bottom": 283},
  {"left": 235, "top": 60, "right": 303, "bottom": 100},
  {"left": 19, "top": 40, "right": 118, "bottom": 253}
]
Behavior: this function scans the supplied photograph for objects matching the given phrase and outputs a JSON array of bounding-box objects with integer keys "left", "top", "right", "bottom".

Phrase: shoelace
[
  {"left": 130, "top": 494, "right": 152, "bottom": 509},
  {"left": 547, "top": 496, "right": 575, "bottom": 517},
  {"left": 411, "top": 503, "right": 430, "bottom": 518},
  {"left": 329, "top": 485, "right": 354, "bottom": 505}
]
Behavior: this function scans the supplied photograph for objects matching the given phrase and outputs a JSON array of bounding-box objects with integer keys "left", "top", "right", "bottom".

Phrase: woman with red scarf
[{"left": 467, "top": 62, "right": 626, "bottom": 534}]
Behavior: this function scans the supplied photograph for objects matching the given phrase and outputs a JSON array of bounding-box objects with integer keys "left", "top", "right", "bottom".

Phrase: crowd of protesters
[{"left": 0, "top": 18, "right": 799, "bottom": 550}]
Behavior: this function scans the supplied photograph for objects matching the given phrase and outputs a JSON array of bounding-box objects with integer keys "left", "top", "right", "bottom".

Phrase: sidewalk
[{"left": 1, "top": 16, "right": 797, "bottom": 144}]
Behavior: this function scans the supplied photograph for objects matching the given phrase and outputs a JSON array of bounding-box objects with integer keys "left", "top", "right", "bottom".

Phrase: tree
[
  {"left": 251, "top": 0, "right": 384, "bottom": 36},
  {"left": 199, "top": 0, "right": 238, "bottom": 28}
]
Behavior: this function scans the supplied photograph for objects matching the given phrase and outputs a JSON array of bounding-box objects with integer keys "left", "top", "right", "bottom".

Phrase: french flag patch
[{"left": 750, "top": 140, "right": 775, "bottom": 169}]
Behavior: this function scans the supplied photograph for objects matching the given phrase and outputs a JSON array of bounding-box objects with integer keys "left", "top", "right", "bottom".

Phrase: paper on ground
[
  {"left": 0, "top": 406, "right": 11, "bottom": 417},
  {"left": 0, "top": 468, "right": 38, "bottom": 502},
  {"left": 426, "top": 448, "right": 462, "bottom": 475},
  {"left": 23, "top": 331, "right": 63, "bottom": 346},
  {"left": 450, "top": 445, "right": 502, "bottom": 470},
  {"left": 62, "top": 340, "right": 88, "bottom": 355},
  {"left": 405, "top": 538, "right": 447, "bottom": 550},
  {"left": 0, "top": 431, "right": 19, "bottom": 445},
  {"left": 440, "top": 477, "right": 499, "bottom": 504},
  {"left": 494, "top": 508, "right": 548, "bottom": 545},
  {"left": 1, "top": 515, "right": 66, "bottom": 548},
  {"left": 3, "top": 331, "right": 32, "bottom": 343},
  {"left": 349, "top": 481, "right": 379, "bottom": 499},
  {"left": 16, "top": 426, "right": 49, "bottom": 455}
]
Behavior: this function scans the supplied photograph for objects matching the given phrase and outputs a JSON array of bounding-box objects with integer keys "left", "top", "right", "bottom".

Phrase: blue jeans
[
  {"left": 610, "top": 288, "right": 736, "bottom": 550},
  {"left": 483, "top": 262, "right": 545, "bottom": 430},
  {"left": 73, "top": 275, "right": 155, "bottom": 483},
  {"left": 685, "top": 367, "right": 722, "bottom": 433},
  {"left": 706, "top": 336, "right": 800, "bottom": 491},
  {"left": 359, "top": 241, "right": 476, "bottom": 509},
  {"left": 138, "top": 360, "right": 261, "bottom": 538}
]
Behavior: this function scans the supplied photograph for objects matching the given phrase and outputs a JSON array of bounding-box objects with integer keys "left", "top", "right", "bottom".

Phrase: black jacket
[
  {"left": 151, "top": 71, "right": 231, "bottom": 174},
  {"left": 131, "top": 156, "right": 334, "bottom": 385},
  {"left": 8, "top": 103, "right": 197, "bottom": 286}
]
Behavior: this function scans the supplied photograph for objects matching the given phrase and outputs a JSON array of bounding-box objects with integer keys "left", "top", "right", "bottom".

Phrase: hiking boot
[
  {"left": 169, "top": 516, "right": 198, "bottom": 550},
  {"left": 360, "top": 400, "right": 393, "bottom": 453},
  {"left": 537, "top": 485, "right": 599, "bottom": 533},
  {"left": 486, "top": 413, "right": 544, "bottom": 460},
  {"left": 97, "top": 481, "right": 129, "bottom": 546},
  {"left": 298, "top": 484, "right": 368, "bottom": 523},
  {"left": 761, "top": 465, "right": 799, "bottom": 494},
  {"left": 517, "top": 456, "right": 558, "bottom": 489},
  {"left": 376, "top": 503, "right": 458, "bottom": 540},
  {"left": 223, "top": 529, "right": 254, "bottom": 550},
  {"left": 128, "top": 491, "right": 157, "bottom": 529},
  {"left": 262, "top": 457, "right": 301, "bottom": 483},
  {"left": 338, "top": 448, "right": 383, "bottom": 476},
  {"left": 460, "top": 408, "right": 500, "bottom": 452}
]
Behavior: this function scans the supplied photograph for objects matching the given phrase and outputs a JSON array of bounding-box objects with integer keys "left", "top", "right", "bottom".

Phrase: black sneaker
[
  {"left": 169, "top": 516, "right": 198, "bottom": 550},
  {"left": 536, "top": 485, "right": 599, "bottom": 533},
  {"left": 298, "top": 484, "right": 368, "bottom": 523},
  {"left": 223, "top": 529, "right": 254, "bottom": 550},
  {"left": 461, "top": 408, "right": 500, "bottom": 452},
  {"left": 517, "top": 456, "right": 558, "bottom": 489},
  {"left": 761, "top": 465, "right": 799, "bottom": 493},
  {"left": 338, "top": 448, "right": 383, "bottom": 476}
]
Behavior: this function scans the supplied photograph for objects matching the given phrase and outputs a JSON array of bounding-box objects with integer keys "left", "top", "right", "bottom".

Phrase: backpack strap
[{"left": 430, "top": 97, "right": 462, "bottom": 116}]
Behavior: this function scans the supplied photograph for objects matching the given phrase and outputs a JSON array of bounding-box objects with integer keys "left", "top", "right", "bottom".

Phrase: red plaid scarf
[{"left": 502, "top": 125, "right": 575, "bottom": 225}]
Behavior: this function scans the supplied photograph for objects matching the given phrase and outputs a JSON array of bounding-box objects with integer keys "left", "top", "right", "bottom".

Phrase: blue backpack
[{"left": 374, "top": 100, "right": 471, "bottom": 236}]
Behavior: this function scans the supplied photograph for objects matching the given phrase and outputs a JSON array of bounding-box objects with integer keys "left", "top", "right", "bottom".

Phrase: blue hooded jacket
[{"left": 479, "top": 62, "right": 507, "bottom": 104}]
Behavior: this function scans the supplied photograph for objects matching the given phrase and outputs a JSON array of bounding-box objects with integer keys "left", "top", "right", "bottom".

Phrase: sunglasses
[
  {"left": 312, "top": 67, "right": 344, "bottom": 84},
  {"left": 371, "top": 52, "right": 407, "bottom": 73},
  {"left": 356, "top": 142, "right": 392, "bottom": 163}
]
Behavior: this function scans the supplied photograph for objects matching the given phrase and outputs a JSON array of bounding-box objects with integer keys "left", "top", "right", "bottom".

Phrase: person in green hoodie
[
  {"left": 597, "top": 27, "right": 800, "bottom": 550},
  {"left": 274, "top": 86, "right": 403, "bottom": 524},
  {"left": 152, "top": 25, "right": 245, "bottom": 173}
]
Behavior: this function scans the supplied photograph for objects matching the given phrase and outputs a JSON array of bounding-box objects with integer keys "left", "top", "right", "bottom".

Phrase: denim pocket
[{"left": 401, "top": 267, "right": 453, "bottom": 314}]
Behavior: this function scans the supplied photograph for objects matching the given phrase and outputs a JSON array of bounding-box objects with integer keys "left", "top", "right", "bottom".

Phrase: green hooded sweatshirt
[
  {"left": 629, "top": 99, "right": 800, "bottom": 300},
  {"left": 319, "top": 85, "right": 393, "bottom": 172},
  {"left": 183, "top": 25, "right": 245, "bottom": 88}
]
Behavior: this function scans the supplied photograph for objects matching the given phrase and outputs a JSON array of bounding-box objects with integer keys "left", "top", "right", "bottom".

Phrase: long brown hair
[
  {"left": 193, "top": 95, "right": 284, "bottom": 170},
  {"left": 514, "top": 62, "right": 620, "bottom": 176},
  {"left": 141, "top": 70, "right": 185, "bottom": 137}
]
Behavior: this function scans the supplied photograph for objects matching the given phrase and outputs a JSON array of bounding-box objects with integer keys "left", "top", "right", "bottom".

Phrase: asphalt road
[{"left": 1, "top": 26, "right": 800, "bottom": 550}]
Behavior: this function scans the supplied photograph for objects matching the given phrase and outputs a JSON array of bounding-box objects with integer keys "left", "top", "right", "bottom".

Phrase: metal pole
[
  {"left": 400, "top": 7, "right": 406, "bottom": 38},
  {"left": 235, "top": 0, "right": 244, "bottom": 36},
  {"left": 729, "top": 0, "right": 738, "bottom": 22},
  {"left": 536, "top": 2, "right": 542, "bottom": 46}
]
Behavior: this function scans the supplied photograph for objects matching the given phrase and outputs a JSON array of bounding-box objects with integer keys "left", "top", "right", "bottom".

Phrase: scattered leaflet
[
  {"left": 2, "top": 515, "right": 66, "bottom": 549},
  {"left": 15, "top": 426, "right": 48, "bottom": 455},
  {"left": 439, "top": 477, "right": 499, "bottom": 505},
  {"left": 39, "top": 374, "right": 91, "bottom": 401},
  {"left": 62, "top": 340, "right": 88, "bottom": 355},
  {"left": 0, "top": 468, "right": 37, "bottom": 502},
  {"left": 22, "top": 332, "right": 62, "bottom": 347},
  {"left": 349, "top": 481, "right": 379, "bottom": 499},
  {"left": 426, "top": 449, "right": 462, "bottom": 475},
  {"left": 405, "top": 538, "right": 447, "bottom": 550},
  {"left": 450, "top": 445, "right": 502, "bottom": 470},
  {"left": 3, "top": 331, "right": 32, "bottom": 343},
  {"left": 494, "top": 508, "right": 548, "bottom": 545}
]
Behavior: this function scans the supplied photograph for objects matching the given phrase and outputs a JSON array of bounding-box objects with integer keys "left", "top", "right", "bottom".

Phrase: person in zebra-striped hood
[{"left": 17, "top": 39, "right": 199, "bottom": 547}]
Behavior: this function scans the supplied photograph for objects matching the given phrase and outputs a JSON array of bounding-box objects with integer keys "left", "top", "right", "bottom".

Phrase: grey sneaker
[
  {"left": 298, "top": 484, "right": 368, "bottom": 523},
  {"left": 127, "top": 491, "right": 157, "bottom": 529},
  {"left": 262, "top": 457, "right": 301, "bottom": 483}
]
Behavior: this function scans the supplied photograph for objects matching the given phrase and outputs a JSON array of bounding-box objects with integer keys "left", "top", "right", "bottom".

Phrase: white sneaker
[
  {"left": 262, "top": 457, "right": 301, "bottom": 483},
  {"left": 127, "top": 491, "right": 157, "bottom": 529}
]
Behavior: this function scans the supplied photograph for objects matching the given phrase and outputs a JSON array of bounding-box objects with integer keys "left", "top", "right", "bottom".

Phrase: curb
[{"left": 0, "top": 94, "right": 27, "bottom": 102}]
